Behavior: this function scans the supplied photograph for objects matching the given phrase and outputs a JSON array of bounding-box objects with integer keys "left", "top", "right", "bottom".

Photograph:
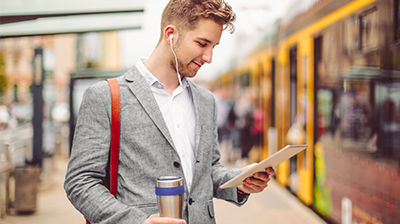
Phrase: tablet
[{"left": 220, "top": 144, "right": 308, "bottom": 189}]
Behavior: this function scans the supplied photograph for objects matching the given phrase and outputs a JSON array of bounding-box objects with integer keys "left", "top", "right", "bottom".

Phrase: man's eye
[{"left": 197, "top": 42, "right": 206, "bottom": 47}]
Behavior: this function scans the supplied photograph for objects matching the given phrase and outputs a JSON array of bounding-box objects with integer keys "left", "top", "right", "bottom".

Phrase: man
[{"left": 64, "top": 0, "right": 275, "bottom": 223}]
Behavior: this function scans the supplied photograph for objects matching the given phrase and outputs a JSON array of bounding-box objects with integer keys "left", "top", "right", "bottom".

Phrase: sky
[{"left": 119, "top": 0, "right": 298, "bottom": 82}]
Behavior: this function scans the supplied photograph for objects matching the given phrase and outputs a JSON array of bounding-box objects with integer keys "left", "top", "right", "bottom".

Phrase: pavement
[{"left": 1, "top": 155, "right": 327, "bottom": 224}]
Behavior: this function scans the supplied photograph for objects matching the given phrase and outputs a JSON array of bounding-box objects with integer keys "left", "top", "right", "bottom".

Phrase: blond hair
[{"left": 160, "top": 0, "right": 235, "bottom": 41}]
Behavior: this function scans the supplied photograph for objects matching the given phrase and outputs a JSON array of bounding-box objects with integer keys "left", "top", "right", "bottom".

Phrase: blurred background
[{"left": 0, "top": 0, "right": 399, "bottom": 223}]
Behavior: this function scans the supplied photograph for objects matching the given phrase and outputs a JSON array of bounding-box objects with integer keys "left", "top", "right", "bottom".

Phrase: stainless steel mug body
[{"left": 156, "top": 176, "right": 184, "bottom": 219}]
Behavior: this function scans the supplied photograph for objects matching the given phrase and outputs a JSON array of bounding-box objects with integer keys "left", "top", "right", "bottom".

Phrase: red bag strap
[
  {"left": 86, "top": 78, "right": 120, "bottom": 224},
  {"left": 107, "top": 78, "right": 120, "bottom": 197}
]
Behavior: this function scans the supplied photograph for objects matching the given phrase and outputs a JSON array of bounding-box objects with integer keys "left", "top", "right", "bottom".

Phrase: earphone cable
[{"left": 170, "top": 41, "right": 183, "bottom": 87}]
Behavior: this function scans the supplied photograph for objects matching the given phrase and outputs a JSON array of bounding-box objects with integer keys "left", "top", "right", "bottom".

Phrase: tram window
[
  {"left": 340, "top": 73, "right": 400, "bottom": 161},
  {"left": 395, "top": 0, "right": 400, "bottom": 40},
  {"left": 238, "top": 72, "right": 250, "bottom": 87},
  {"left": 317, "top": 89, "right": 334, "bottom": 136},
  {"left": 361, "top": 9, "right": 378, "bottom": 50},
  {"left": 375, "top": 80, "right": 400, "bottom": 158},
  {"left": 344, "top": 16, "right": 361, "bottom": 54},
  {"left": 340, "top": 79, "right": 373, "bottom": 150}
]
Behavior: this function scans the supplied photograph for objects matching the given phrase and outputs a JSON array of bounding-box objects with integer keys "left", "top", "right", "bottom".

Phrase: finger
[
  {"left": 240, "top": 181, "right": 257, "bottom": 192},
  {"left": 247, "top": 176, "right": 270, "bottom": 188},
  {"left": 146, "top": 214, "right": 186, "bottom": 224},
  {"left": 253, "top": 172, "right": 270, "bottom": 182},
  {"left": 242, "top": 181, "right": 264, "bottom": 193},
  {"left": 154, "top": 217, "right": 186, "bottom": 224},
  {"left": 243, "top": 178, "right": 266, "bottom": 191},
  {"left": 265, "top": 167, "right": 276, "bottom": 175}
]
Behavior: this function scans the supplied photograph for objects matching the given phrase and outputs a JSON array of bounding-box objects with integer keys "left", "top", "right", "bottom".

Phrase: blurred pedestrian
[
  {"left": 64, "top": 1, "right": 275, "bottom": 224},
  {"left": 239, "top": 110, "right": 254, "bottom": 164},
  {"left": 234, "top": 88, "right": 255, "bottom": 167},
  {"left": 214, "top": 86, "right": 235, "bottom": 162},
  {"left": 250, "top": 103, "right": 264, "bottom": 162}
]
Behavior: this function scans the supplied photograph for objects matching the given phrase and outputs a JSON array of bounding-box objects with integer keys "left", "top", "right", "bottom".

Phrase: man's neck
[{"left": 144, "top": 47, "right": 180, "bottom": 95}]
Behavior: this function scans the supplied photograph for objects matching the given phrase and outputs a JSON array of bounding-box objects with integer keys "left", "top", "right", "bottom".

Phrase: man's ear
[{"left": 164, "top": 25, "right": 176, "bottom": 45}]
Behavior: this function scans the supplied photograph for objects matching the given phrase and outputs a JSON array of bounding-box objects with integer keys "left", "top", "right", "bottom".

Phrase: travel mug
[{"left": 155, "top": 176, "right": 184, "bottom": 219}]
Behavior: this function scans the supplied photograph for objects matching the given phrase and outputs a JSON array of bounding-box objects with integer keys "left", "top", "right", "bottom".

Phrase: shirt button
[
  {"left": 177, "top": 124, "right": 180, "bottom": 128},
  {"left": 173, "top": 162, "right": 180, "bottom": 168},
  {"left": 158, "top": 84, "right": 162, "bottom": 88},
  {"left": 189, "top": 198, "right": 194, "bottom": 205}
]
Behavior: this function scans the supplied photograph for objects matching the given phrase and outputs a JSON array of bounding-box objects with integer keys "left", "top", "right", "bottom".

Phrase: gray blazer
[{"left": 64, "top": 66, "right": 247, "bottom": 224}]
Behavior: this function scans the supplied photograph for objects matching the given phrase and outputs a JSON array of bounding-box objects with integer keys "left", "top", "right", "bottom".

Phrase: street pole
[{"left": 32, "top": 47, "right": 44, "bottom": 167}]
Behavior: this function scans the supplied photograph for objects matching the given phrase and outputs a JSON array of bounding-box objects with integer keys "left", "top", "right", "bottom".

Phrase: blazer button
[
  {"left": 189, "top": 198, "right": 193, "bottom": 205},
  {"left": 174, "top": 162, "right": 180, "bottom": 168}
]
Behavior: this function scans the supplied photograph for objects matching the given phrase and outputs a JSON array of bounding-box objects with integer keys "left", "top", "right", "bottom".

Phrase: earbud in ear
[{"left": 169, "top": 34, "right": 173, "bottom": 46}]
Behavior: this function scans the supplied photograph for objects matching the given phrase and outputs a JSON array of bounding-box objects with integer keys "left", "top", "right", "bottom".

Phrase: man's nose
[{"left": 202, "top": 48, "right": 213, "bottom": 64}]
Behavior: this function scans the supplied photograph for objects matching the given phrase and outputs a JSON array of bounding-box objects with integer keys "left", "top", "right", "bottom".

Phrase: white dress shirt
[{"left": 136, "top": 58, "right": 196, "bottom": 191}]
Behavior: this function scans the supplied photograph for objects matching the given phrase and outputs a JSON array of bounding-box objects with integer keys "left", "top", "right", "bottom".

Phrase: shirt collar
[{"left": 136, "top": 57, "right": 188, "bottom": 90}]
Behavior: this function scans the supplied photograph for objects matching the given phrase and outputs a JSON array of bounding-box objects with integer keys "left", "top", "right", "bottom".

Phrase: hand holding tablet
[{"left": 221, "top": 145, "right": 308, "bottom": 189}]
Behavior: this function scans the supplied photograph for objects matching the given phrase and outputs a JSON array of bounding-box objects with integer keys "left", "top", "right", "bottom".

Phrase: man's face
[{"left": 171, "top": 18, "right": 223, "bottom": 78}]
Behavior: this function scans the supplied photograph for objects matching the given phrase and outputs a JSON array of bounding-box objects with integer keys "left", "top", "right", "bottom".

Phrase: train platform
[{"left": 1, "top": 155, "right": 327, "bottom": 224}]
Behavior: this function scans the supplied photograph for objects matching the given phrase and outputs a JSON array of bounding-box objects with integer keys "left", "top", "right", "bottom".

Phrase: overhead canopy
[
  {"left": 0, "top": 0, "right": 145, "bottom": 38},
  {"left": 0, "top": 13, "right": 143, "bottom": 38}
]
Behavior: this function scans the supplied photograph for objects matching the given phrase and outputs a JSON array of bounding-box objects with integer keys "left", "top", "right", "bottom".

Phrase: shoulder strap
[
  {"left": 86, "top": 78, "right": 120, "bottom": 224},
  {"left": 107, "top": 78, "right": 120, "bottom": 197}
]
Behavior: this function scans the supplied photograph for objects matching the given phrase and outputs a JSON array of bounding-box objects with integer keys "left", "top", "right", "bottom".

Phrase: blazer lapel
[
  {"left": 187, "top": 80, "right": 204, "bottom": 160},
  {"left": 124, "top": 67, "right": 176, "bottom": 150}
]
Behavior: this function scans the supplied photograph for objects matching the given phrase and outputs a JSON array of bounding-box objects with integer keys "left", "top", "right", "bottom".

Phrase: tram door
[
  {"left": 268, "top": 58, "right": 277, "bottom": 158},
  {"left": 271, "top": 58, "right": 276, "bottom": 129},
  {"left": 289, "top": 46, "right": 298, "bottom": 193},
  {"left": 314, "top": 36, "right": 322, "bottom": 143},
  {"left": 313, "top": 35, "right": 328, "bottom": 216}
]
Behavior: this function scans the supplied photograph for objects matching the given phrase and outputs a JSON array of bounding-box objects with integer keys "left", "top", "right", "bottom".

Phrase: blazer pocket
[{"left": 207, "top": 200, "right": 214, "bottom": 218}]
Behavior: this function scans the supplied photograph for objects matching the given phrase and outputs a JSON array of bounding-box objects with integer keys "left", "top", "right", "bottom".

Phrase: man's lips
[{"left": 192, "top": 61, "right": 202, "bottom": 69}]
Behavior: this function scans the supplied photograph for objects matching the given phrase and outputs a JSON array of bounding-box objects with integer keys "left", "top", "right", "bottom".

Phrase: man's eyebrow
[{"left": 198, "top": 37, "right": 219, "bottom": 45}]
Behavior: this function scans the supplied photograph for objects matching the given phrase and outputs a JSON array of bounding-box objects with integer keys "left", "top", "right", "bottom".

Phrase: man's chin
[{"left": 180, "top": 70, "right": 198, "bottom": 79}]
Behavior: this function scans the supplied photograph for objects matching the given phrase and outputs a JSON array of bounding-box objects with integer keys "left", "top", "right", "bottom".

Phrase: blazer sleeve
[
  {"left": 64, "top": 81, "right": 149, "bottom": 224},
  {"left": 209, "top": 96, "right": 250, "bottom": 206}
]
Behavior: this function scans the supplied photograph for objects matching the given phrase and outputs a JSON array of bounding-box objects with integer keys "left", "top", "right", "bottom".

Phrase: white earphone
[
  {"left": 169, "top": 34, "right": 182, "bottom": 86},
  {"left": 169, "top": 34, "right": 174, "bottom": 46}
]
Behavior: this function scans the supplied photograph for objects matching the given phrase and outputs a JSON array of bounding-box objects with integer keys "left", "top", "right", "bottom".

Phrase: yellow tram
[{"left": 214, "top": 0, "right": 400, "bottom": 223}]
